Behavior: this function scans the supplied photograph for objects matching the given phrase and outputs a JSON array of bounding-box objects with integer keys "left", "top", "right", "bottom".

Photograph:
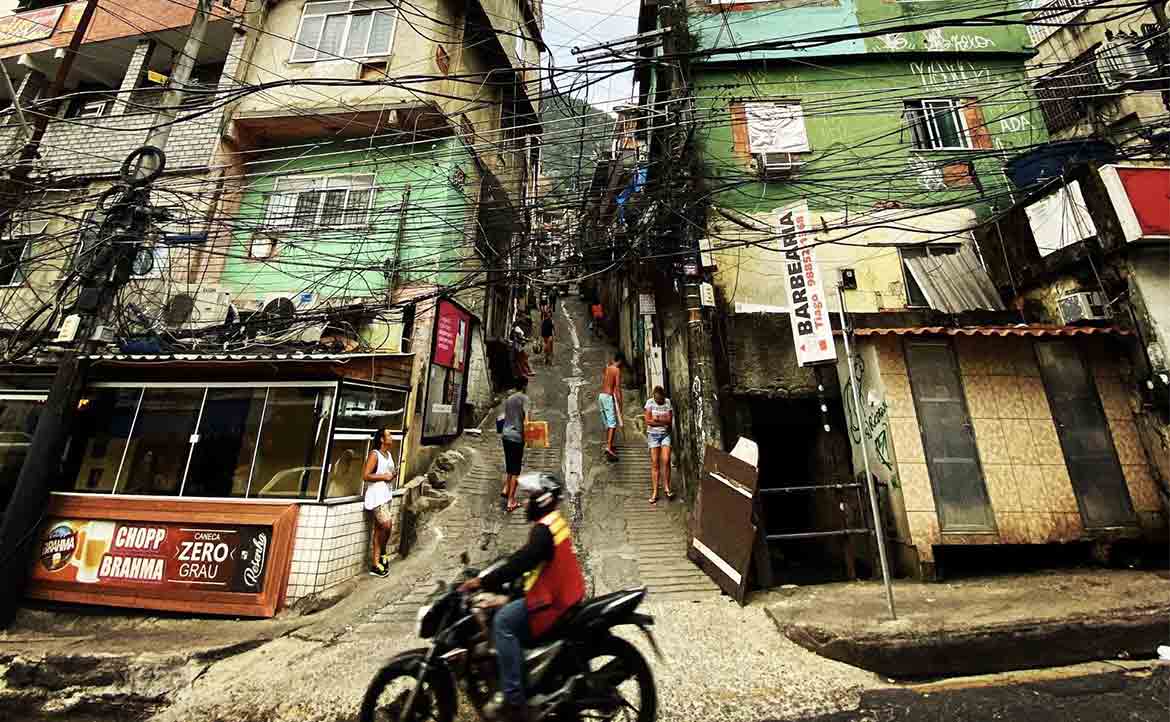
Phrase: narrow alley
[{"left": 343, "top": 296, "right": 875, "bottom": 721}]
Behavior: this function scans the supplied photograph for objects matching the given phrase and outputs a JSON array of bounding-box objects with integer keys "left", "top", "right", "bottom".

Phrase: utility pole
[
  {"left": 0, "top": 0, "right": 216, "bottom": 627},
  {"left": 1148, "top": 0, "right": 1170, "bottom": 112}
]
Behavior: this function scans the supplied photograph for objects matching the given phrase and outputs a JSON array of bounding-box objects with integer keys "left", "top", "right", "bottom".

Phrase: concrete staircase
[{"left": 606, "top": 441, "right": 721, "bottom": 603}]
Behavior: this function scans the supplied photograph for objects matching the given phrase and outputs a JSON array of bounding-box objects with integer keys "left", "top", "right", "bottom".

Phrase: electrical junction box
[{"left": 56, "top": 314, "right": 81, "bottom": 343}]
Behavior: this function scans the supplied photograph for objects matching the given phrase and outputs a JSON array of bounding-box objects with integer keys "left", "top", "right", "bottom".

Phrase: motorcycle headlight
[{"left": 415, "top": 604, "right": 431, "bottom": 637}]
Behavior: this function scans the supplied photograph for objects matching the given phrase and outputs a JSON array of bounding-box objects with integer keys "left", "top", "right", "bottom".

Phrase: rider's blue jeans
[{"left": 493, "top": 599, "right": 529, "bottom": 706}]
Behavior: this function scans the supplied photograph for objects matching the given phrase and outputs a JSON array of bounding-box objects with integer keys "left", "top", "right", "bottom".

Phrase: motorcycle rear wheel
[
  {"left": 574, "top": 636, "right": 657, "bottom": 722},
  {"left": 360, "top": 655, "right": 457, "bottom": 722}
]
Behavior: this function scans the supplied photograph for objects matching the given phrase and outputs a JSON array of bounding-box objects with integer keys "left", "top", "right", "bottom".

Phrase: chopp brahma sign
[
  {"left": 27, "top": 496, "right": 298, "bottom": 617},
  {"left": 33, "top": 519, "right": 271, "bottom": 592},
  {"left": 776, "top": 202, "right": 837, "bottom": 367}
]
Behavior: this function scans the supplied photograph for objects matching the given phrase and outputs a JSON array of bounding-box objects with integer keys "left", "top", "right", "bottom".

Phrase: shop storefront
[{"left": 11, "top": 352, "right": 413, "bottom": 616}]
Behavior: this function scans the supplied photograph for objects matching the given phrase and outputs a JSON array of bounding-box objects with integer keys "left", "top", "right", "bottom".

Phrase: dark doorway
[
  {"left": 905, "top": 340, "right": 996, "bottom": 533},
  {"left": 1035, "top": 341, "right": 1136, "bottom": 529},
  {"left": 744, "top": 397, "right": 868, "bottom": 585}
]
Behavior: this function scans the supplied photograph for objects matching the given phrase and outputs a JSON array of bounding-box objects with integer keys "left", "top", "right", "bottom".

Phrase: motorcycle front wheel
[
  {"left": 574, "top": 636, "right": 657, "bottom": 722},
  {"left": 360, "top": 654, "right": 457, "bottom": 722}
]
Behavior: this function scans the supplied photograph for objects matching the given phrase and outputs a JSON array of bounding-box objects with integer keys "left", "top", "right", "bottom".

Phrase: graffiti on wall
[
  {"left": 999, "top": 115, "right": 1034, "bottom": 134},
  {"left": 909, "top": 60, "right": 991, "bottom": 91},
  {"left": 877, "top": 31, "right": 997, "bottom": 53},
  {"left": 923, "top": 28, "right": 997, "bottom": 52},
  {"left": 907, "top": 153, "right": 947, "bottom": 191},
  {"left": 843, "top": 379, "right": 895, "bottom": 473}
]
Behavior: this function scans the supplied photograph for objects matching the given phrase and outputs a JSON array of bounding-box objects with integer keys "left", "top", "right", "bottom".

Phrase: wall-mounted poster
[{"left": 422, "top": 299, "right": 474, "bottom": 442}]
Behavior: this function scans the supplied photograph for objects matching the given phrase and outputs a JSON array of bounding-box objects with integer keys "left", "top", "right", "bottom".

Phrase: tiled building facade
[{"left": 850, "top": 332, "right": 1165, "bottom": 579}]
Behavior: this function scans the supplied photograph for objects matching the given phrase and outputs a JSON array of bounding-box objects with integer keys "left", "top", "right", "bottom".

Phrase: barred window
[{"left": 1034, "top": 51, "right": 1107, "bottom": 134}]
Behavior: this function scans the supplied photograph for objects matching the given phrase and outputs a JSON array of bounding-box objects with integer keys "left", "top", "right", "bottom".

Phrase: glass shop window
[
  {"left": 250, "top": 387, "right": 333, "bottom": 499},
  {"left": 335, "top": 385, "right": 407, "bottom": 431},
  {"left": 0, "top": 394, "right": 45, "bottom": 511},
  {"left": 325, "top": 432, "right": 402, "bottom": 499},
  {"left": 116, "top": 388, "right": 205, "bottom": 496},
  {"left": 183, "top": 387, "right": 267, "bottom": 498},
  {"left": 70, "top": 388, "right": 142, "bottom": 493}
]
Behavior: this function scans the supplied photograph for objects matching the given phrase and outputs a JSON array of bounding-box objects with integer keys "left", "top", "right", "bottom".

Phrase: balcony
[{"left": 0, "top": 8, "right": 240, "bottom": 177}]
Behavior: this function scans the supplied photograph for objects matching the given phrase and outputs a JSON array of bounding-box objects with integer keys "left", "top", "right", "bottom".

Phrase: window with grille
[
  {"left": 904, "top": 99, "right": 971, "bottom": 150},
  {"left": 1026, "top": 0, "right": 1096, "bottom": 46},
  {"left": 264, "top": 175, "right": 376, "bottom": 235},
  {"left": 1034, "top": 52, "right": 1105, "bottom": 134},
  {"left": 291, "top": 0, "right": 397, "bottom": 62}
]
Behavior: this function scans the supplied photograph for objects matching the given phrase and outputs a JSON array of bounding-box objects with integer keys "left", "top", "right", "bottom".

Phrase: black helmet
[{"left": 517, "top": 472, "right": 563, "bottom": 521}]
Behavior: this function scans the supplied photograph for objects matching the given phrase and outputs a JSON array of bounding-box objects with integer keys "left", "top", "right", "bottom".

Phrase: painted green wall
[
  {"left": 689, "top": 0, "right": 1032, "bottom": 59},
  {"left": 221, "top": 137, "right": 475, "bottom": 304},
  {"left": 694, "top": 55, "right": 1047, "bottom": 217}
]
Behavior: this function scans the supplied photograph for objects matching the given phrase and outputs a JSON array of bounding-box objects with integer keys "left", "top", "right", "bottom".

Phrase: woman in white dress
[{"left": 363, "top": 427, "right": 398, "bottom": 577}]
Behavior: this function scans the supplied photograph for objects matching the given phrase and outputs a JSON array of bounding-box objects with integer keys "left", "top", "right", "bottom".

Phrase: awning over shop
[{"left": 852, "top": 325, "right": 1132, "bottom": 337}]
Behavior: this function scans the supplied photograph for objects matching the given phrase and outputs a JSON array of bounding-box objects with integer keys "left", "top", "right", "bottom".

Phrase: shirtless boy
[{"left": 599, "top": 352, "right": 625, "bottom": 459}]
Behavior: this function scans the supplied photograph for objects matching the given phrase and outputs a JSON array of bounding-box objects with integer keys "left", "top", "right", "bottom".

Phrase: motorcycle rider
[{"left": 459, "top": 473, "right": 585, "bottom": 722}]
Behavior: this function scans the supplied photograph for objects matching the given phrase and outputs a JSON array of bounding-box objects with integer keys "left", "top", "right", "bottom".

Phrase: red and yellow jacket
[{"left": 523, "top": 510, "right": 586, "bottom": 638}]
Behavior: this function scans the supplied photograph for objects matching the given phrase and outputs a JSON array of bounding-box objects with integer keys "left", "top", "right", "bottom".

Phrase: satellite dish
[
  {"left": 256, "top": 296, "right": 295, "bottom": 336},
  {"left": 164, "top": 294, "right": 196, "bottom": 326}
]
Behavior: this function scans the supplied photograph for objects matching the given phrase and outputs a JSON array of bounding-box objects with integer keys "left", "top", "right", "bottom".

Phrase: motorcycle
[{"left": 360, "top": 556, "right": 660, "bottom": 722}]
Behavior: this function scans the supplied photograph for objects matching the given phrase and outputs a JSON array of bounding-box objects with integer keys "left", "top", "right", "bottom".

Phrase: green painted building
[
  {"left": 624, "top": 0, "right": 1057, "bottom": 581},
  {"left": 687, "top": 0, "right": 1046, "bottom": 230},
  {"left": 221, "top": 137, "right": 478, "bottom": 310}
]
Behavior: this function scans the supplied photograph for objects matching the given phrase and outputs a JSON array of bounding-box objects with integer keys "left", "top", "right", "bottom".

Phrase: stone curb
[{"left": 771, "top": 603, "right": 1170, "bottom": 679}]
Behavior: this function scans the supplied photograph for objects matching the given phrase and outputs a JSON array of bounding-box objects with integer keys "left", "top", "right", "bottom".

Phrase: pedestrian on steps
[
  {"left": 644, "top": 386, "right": 674, "bottom": 504},
  {"left": 363, "top": 427, "right": 399, "bottom": 577},
  {"left": 511, "top": 322, "right": 535, "bottom": 379},
  {"left": 589, "top": 302, "right": 604, "bottom": 338},
  {"left": 500, "top": 377, "right": 530, "bottom": 513},
  {"left": 599, "top": 352, "right": 625, "bottom": 460},
  {"left": 540, "top": 310, "right": 555, "bottom": 365}
]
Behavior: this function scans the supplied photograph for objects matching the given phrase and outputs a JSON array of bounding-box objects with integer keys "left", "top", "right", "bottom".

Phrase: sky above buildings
[{"left": 541, "top": 0, "right": 639, "bottom": 112}]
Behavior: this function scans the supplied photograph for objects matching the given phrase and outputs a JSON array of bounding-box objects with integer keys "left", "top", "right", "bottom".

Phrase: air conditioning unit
[
  {"left": 1058, "top": 291, "right": 1109, "bottom": 324},
  {"left": 236, "top": 291, "right": 316, "bottom": 313},
  {"left": 164, "top": 289, "right": 232, "bottom": 330},
  {"left": 753, "top": 152, "right": 803, "bottom": 180}
]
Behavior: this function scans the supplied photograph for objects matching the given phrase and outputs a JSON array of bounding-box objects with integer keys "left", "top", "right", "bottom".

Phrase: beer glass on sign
[{"left": 72, "top": 521, "right": 116, "bottom": 583}]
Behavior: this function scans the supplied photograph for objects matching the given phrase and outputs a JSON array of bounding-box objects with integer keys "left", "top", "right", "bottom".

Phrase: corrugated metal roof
[
  {"left": 83, "top": 352, "right": 412, "bottom": 362},
  {"left": 903, "top": 244, "right": 1005, "bottom": 313},
  {"left": 853, "top": 326, "right": 1131, "bottom": 337}
]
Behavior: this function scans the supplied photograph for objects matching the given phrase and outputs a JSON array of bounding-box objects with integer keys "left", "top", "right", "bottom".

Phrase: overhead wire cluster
[{"left": 0, "top": 0, "right": 1163, "bottom": 361}]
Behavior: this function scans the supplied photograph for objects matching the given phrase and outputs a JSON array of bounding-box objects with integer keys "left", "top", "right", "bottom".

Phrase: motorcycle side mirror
[{"left": 459, "top": 551, "right": 470, "bottom": 565}]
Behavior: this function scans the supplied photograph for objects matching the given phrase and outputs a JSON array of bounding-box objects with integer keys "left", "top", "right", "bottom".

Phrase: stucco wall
[
  {"left": 724, "top": 311, "right": 822, "bottom": 396},
  {"left": 1128, "top": 247, "right": 1170, "bottom": 372},
  {"left": 708, "top": 207, "right": 978, "bottom": 313},
  {"left": 837, "top": 337, "right": 912, "bottom": 552}
]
